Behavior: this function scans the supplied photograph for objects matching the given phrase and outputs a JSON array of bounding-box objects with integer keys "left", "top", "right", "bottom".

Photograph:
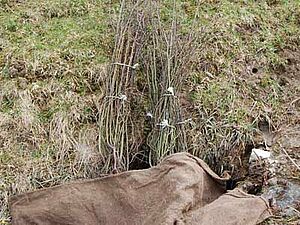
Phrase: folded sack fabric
[{"left": 10, "top": 152, "right": 272, "bottom": 225}]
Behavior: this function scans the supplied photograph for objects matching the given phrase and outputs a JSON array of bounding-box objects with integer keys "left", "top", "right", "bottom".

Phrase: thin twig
[{"left": 281, "top": 147, "right": 300, "bottom": 172}]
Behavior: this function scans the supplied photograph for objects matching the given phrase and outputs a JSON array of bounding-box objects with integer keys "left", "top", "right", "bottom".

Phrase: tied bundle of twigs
[
  {"left": 98, "top": 0, "right": 146, "bottom": 173},
  {"left": 143, "top": 1, "right": 198, "bottom": 165}
]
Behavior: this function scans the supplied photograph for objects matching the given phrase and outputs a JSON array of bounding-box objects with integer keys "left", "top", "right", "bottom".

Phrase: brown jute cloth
[{"left": 10, "top": 153, "right": 271, "bottom": 225}]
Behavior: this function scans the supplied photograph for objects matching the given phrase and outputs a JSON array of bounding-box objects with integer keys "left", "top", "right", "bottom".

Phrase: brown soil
[{"left": 276, "top": 49, "right": 300, "bottom": 86}]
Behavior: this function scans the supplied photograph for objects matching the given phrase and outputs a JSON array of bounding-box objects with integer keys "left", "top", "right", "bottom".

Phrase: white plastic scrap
[
  {"left": 146, "top": 112, "right": 153, "bottom": 118},
  {"left": 106, "top": 94, "right": 127, "bottom": 102},
  {"left": 249, "top": 148, "right": 271, "bottom": 162},
  {"left": 177, "top": 118, "right": 193, "bottom": 125},
  {"left": 166, "top": 87, "right": 175, "bottom": 96},
  {"left": 113, "top": 62, "right": 139, "bottom": 69},
  {"left": 156, "top": 119, "right": 175, "bottom": 129},
  {"left": 119, "top": 94, "right": 127, "bottom": 101},
  {"left": 132, "top": 63, "right": 139, "bottom": 69}
]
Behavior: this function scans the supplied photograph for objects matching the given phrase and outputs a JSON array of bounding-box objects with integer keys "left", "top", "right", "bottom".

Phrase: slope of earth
[{"left": 0, "top": 0, "right": 299, "bottom": 224}]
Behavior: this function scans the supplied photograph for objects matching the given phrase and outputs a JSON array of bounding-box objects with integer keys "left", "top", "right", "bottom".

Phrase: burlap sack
[{"left": 10, "top": 153, "right": 271, "bottom": 225}]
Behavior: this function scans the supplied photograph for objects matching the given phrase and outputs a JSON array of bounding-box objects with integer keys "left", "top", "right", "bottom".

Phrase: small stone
[
  {"left": 249, "top": 148, "right": 271, "bottom": 162},
  {"left": 268, "top": 177, "right": 278, "bottom": 186}
]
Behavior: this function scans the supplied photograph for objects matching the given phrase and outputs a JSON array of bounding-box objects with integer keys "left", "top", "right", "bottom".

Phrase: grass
[
  {"left": 0, "top": 0, "right": 300, "bottom": 224},
  {"left": 0, "top": 0, "right": 110, "bottom": 80},
  {"left": 185, "top": 0, "right": 300, "bottom": 177},
  {"left": 0, "top": 0, "right": 111, "bottom": 222}
]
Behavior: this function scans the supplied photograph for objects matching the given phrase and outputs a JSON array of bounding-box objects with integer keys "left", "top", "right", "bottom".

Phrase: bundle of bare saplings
[{"left": 98, "top": 0, "right": 201, "bottom": 172}]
